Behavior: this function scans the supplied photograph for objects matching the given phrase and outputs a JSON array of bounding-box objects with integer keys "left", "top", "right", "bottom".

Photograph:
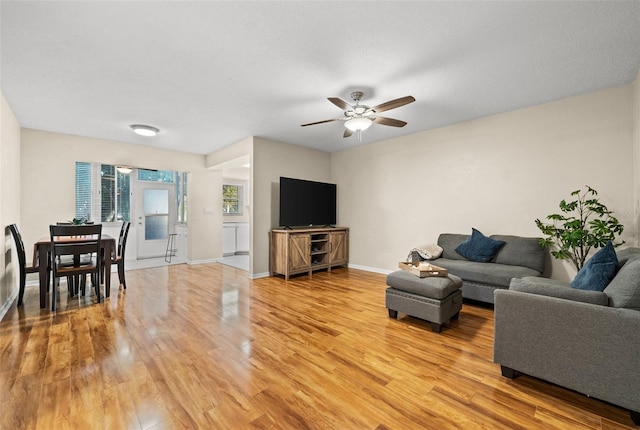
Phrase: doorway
[
  {"left": 213, "top": 154, "right": 251, "bottom": 272},
  {"left": 136, "top": 182, "right": 176, "bottom": 259}
]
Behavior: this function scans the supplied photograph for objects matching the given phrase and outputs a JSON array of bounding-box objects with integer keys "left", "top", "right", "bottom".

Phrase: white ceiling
[{"left": 2, "top": 1, "right": 640, "bottom": 155}]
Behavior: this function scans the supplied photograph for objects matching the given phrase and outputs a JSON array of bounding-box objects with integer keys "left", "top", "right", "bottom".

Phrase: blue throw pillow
[
  {"left": 571, "top": 241, "right": 618, "bottom": 291},
  {"left": 455, "top": 228, "right": 505, "bottom": 262}
]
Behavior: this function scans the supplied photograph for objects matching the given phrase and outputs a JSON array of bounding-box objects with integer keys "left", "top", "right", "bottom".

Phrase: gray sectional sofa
[
  {"left": 493, "top": 247, "right": 640, "bottom": 425},
  {"left": 430, "top": 233, "right": 546, "bottom": 304}
]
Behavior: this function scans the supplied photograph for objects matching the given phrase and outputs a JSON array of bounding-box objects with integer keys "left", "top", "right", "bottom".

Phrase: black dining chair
[
  {"left": 49, "top": 223, "right": 102, "bottom": 311},
  {"left": 97, "top": 221, "right": 131, "bottom": 294},
  {"left": 56, "top": 222, "right": 95, "bottom": 295},
  {"left": 112, "top": 221, "right": 131, "bottom": 290},
  {"left": 8, "top": 224, "right": 46, "bottom": 306}
]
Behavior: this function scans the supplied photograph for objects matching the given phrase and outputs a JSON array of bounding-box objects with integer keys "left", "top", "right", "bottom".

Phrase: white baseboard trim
[
  {"left": 0, "top": 289, "right": 18, "bottom": 322},
  {"left": 187, "top": 258, "right": 217, "bottom": 265},
  {"left": 347, "top": 263, "right": 394, "bottom": 275},
  {"left": 249, "top": 272, "right": 270, "bottom": 279}
]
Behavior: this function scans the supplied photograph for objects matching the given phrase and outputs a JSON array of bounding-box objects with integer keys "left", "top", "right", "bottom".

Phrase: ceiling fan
[{"left": 301, "top": 91, "right": 415, "bottom": 139}]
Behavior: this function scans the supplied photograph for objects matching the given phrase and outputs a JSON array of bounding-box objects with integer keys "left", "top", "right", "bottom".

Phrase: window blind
[{"left": 75, "top": 162, "right": 92, "bottom": 221}]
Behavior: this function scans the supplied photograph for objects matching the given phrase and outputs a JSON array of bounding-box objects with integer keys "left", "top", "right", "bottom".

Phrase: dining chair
[
  {"left": 113, "top": 221, "right": 131, "bottom": 290},
  {"left": 56, "top": 222, "right": 95, "bottom": 295},
  {"left": 96, "top": 221, "right": 131, "bottom": 293},
  {"left": 49, "top": 223, "right": 102, "bottom": 311},
  {"left": 8, "top": 224, "right": 45, "bottom": 306}
]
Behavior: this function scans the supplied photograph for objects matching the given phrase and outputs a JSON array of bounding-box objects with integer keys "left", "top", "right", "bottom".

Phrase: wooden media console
[{"left": 269, "top": 227, "right": 349, "bottom": 280}]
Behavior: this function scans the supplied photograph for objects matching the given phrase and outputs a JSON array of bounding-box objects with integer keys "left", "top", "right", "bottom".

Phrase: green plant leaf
[{"left": 535, "top": 186, "right": 624, "bottom": 271}]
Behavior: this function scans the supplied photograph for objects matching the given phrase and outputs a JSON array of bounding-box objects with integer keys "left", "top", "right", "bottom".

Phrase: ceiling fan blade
[
  {"left": 301, "top": 118, "right": 340, "bottom": 127},
  {"left": 328, "top": 97, "right": 351, "bottom": 111},
  {"left": 343, "top": 128, "right": 353, "bottom": 138},
  {"left": 371, "top": 96, "right": 415, "bottom": 113},
  {"left": 373, "top": 117, "right": 407, "bottom": 127}
]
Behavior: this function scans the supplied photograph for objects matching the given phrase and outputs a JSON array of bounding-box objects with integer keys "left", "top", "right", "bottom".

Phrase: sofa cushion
[
  {"left": 509, "top": 277, "right": 609, "bottom": 306},
  {"left": 604, "top": 257, "right": 640, "bottom": 310},
  {"left": 510, "top": 276, "right": 570, "bottom": 289},
  {"left": 437, "top": 234, "right": 469, "bottom": 260},
  {"left": 615, "top": 246, "right": 640, "bottom": 269},
  {"left": 455, "top": 228, "right": 505, "bottom": 263},
  {"left": 435, "top": 258, "right": 541, "bottom": 288},
  {"left": 571, "top": 242, "right": 618, "bottom": 292},
  {"left": 491, "top": 235, "right": 546, "bottom": 273}
]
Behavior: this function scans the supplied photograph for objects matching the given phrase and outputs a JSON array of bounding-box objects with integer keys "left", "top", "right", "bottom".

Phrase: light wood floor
[{"left": 0, "top": 264, "right": 637, "bottom": 429}]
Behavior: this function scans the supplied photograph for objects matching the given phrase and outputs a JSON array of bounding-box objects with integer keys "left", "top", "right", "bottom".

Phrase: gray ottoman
[{"left": 385, "top": 270, "right": 463, "bottom": 333}]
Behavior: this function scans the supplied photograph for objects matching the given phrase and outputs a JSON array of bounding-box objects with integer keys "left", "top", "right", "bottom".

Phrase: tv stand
[{"left": 269, "top": 227, "right": 349, "bottom": 280}]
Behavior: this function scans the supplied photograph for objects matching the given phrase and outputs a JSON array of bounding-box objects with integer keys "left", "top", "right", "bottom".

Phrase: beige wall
[
  {"left": 332, "top": 84, "right": 635, "bottom": 281},
  {"left": 188, "top": 169, "right": 223, "bottom": 262},
  {"left": 205, "top": 136, "right": 252, "bottom": 168},
  {"left": 1, "top": 93, "right": 22, "bottom": 315},
  {"left": 20, "top": 129, "right": 208, "bottom": 264},
  {"left": 252, "top": 137, "right": 332, "bottom": 276}
]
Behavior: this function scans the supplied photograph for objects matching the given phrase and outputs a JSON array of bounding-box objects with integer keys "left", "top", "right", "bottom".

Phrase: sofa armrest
[
  {"left": 509, "top": 277, "right": 609, "bottom": 306},
  {"left": 494, "top": 289, "right": 640, "bottom": 414}
]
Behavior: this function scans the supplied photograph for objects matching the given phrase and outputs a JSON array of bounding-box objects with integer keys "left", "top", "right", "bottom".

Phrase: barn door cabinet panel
[{"left": 329, "top": 230, "right": 348, "bottom": 266}]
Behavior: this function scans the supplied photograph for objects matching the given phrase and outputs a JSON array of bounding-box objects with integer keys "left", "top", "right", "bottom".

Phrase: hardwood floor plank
[
  {"left": 534, "top": 405, "right": 602, "bottom": 429},
  {"left": 70, "top": 359, "right": 104, "bottom": 418},
  {"left": 1, "top": 264, "right": 638, "bottom": 429},
  {"left": 101, "top": 381, "right": 142, "bottom": 430},
  {"left": 2, "top": 369, "right": 43, "bottom": 430},
  {"left": 36, "top": 377, "right": 71, "bottom": 429}
]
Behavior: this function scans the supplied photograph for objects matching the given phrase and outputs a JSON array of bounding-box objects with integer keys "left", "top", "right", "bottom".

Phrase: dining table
[{"left": 33, "top": 234, "right": 116, "bottom": 309}]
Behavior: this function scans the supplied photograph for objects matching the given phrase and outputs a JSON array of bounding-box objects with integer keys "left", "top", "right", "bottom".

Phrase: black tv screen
[{"left": 279, "top": 177, "right": 337, "bottom": 227}]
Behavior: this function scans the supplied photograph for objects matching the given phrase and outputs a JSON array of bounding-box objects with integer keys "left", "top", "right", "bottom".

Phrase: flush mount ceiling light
[
  {"left": 116, "top": 166, "right": 133, "bottom": 174},
  {"left": 130, "top": 124, "right": 159, "bottom": 137},
  {"left": 344, "top": 117, "right": 373, "bottom": 132}
]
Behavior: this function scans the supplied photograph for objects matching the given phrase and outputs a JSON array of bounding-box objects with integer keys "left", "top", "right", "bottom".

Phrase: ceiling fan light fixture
[
  {"left": 131, "top": 124, "right": 159, "bottom": 137},
  {"left": 345, "top": 117, "right": 373, "bottom": 132}
]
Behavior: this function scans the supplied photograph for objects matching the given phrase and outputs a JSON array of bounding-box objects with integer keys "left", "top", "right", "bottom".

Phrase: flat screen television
[{"left": 279, "top": 177, "right": 337, "bottom": 228}]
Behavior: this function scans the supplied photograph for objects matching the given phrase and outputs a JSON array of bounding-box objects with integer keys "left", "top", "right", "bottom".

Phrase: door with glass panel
[{"left": 136, "top": 183, "right": 176, "bottom": 258}]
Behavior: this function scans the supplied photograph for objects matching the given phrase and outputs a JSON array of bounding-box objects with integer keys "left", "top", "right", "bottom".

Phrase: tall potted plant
[{"left": 535, "top": 185, "right": 625, "bottom": 271}]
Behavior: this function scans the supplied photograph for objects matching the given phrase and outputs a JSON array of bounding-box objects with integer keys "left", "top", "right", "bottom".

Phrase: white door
[{"left": 136, "top": 183, "right": 176, "bottom": 258}]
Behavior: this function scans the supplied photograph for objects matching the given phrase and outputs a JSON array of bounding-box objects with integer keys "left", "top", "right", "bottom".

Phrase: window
[
  {"left": 75, "top": 162, "right": 92, "bottom": 221},
  {"left": 75, "top": 162, "right": 131, "bottom": 223},
  {"left": 176, "top": 172, "right": 188, "bottom": 223},
  {"left": 223, "top": 184, "right": 242, "bottom": 215},
  {"left": 138, "top": 169, "right": 175, "bottom": 183},
  {"left": 100, "top": 164, "right": 131, "bottom": 222},
  {"left": 76, "top": 162, "right": 187, "bottom": 224}
]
